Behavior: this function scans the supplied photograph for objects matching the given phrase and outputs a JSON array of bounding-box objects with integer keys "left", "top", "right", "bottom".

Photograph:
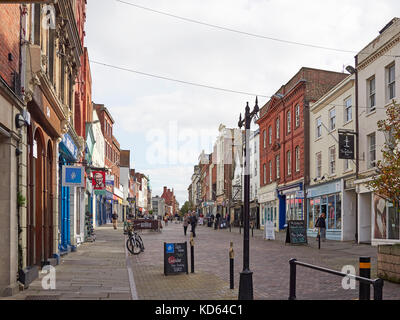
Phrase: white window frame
[
  {"left": 287, "top": 111, "right": 291, "bottom": 134},
  {"left": 329, "top": 108, "right": 336, "bottom": 131},
  {"left": 269, "top": 126, "right": 272, "bottom": 145},
  {"left": 344, "top": 96, "right": 352, "bottom": 123},
  {"left": 295, "top": 105, "right": 300, "bottom": 128},
  {"left": 263, "top": 130, "right": 266, "bottom": 149},
  {"left": 276, "top": 118, "right": 280, "bottom": 140},
  {"left": 287, "top": 150, "right": 291, "bottom": 176},
  {"left": 368, "top": 76, "right": 376, "bottom": 112},
  {"left": 316, "top": 117, "right": 322, "bottom": 139},
  {"left": 368, "top": 132, "right": 376, "bottom": 169},
  {"left": 316, "top": 152, "right": 322, "bottom": 178},
  {"left": 269, "top": 160, "right": 272, "bottom": 182},
  {"left": 295, "top": 146, "right": 300, "bottom": 172},
  {"left": 387, "top": 64, "right": 396, "bottom": 101},
  {"left": 263, "top": 163, "right": 266, "bottom": 184},
  {"left": 329, "top": 146, "right": 336, "bottom": 175},
  {"left": 276, "top": 155, "right": 280, "bottom": 179}
]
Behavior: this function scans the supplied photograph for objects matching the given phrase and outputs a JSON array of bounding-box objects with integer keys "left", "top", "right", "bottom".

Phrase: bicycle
[{"left": 126, "top": 225, "right": 144, "bottom": 255}]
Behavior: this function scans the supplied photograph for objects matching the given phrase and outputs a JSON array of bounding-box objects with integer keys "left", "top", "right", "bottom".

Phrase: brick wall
[
  {"left": 0, "top": 4, "right": 20, "bottom": 90},
  {"left": 378, "top": 245, "right": 400, "bottom": 283}
]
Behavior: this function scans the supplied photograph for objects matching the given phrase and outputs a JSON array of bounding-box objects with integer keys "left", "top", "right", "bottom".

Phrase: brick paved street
[
  {"left": 3, "top": 222, "right": 400, "bottom": 300},
  {"left": 131, "top": 221, "right": 400, "bottom": 300},
  {"left": 2, "top": 225, "right": 132, "bottom": 300}
]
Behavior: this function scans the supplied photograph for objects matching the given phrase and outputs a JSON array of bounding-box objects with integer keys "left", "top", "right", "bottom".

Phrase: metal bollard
[
  {"left": 373, "top": 278, "right": 384, "bottom": 300},
  {"left": 359, "top": 257, "right": 371, "bottom": 300},
  {"left": 229, "top": 242, "right": 234, "bottom": 289},
  {"left": 190, "top": 233, "right": 195, "bottom": 273},
  {"left": 288, "top": 259, "right": 297, "bottom": 300}
]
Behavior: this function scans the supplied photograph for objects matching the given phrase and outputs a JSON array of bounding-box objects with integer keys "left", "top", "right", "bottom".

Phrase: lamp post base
[{"left": 238, "top": 269, "right": 253, "bottom": 300}]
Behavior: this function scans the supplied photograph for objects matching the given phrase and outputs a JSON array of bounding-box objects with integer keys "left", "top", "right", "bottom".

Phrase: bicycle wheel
[
  {"left": 136, "top": 234, "right": 144, "bottom": 251},
  {"left": 126, "top": 237, "right": 141, "bottom": 255}
]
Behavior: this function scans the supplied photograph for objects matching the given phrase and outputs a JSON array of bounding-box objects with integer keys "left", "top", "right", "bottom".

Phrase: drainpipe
[{"left": 355, "top": 56, "right": 359, "bottom": 244}]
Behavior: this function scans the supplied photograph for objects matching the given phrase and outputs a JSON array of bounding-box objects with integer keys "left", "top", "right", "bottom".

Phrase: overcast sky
[{"left": 85, "top": 0, "right": 400, "bottom": 205}]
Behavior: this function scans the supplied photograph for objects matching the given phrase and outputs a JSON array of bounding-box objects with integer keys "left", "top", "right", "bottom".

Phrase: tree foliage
[
  {"left": 180, "top": 201, "right": 191, "bottom": 215},
  {"left": 367, "top": 100, "right": 400, "bottom": 205}
]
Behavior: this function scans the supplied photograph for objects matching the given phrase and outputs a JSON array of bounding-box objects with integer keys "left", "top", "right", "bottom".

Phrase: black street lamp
[{"left": 237, "top": 97, "right": 259, "bottom": 300}]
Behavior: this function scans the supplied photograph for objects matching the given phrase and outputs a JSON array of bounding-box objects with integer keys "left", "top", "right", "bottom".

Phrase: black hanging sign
[
  {"left": 339, "top": 134, "right": 355, "bottom": 160},
  {"left": 285, "top": 220, "right": 308, "bottom": 245},
  {"left": 164, "top": 242, "right": 189, "bottom": 275}
]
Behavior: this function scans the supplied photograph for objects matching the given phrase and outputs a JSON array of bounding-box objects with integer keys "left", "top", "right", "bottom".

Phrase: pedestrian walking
[
  {"left": 112, "top": 210, "right": 118, "bottom": 230},
  {"left": 215, "top": 212, "right": 221, "bottom": 230},
  {"left": 183, "top": 213, "right": 190, "bottom": 236},
  {"left": 190, "top": 212, "right": 198, "bottom": 238},
  {"left": 315, "top": 212, "right": 326, "bottom": 241}
]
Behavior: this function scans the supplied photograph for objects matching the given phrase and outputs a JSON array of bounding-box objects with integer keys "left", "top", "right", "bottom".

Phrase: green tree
[
  {"left": 181, "top": 201, "right": 190, "bottom": 215},
  {"left": 367, "top": 100, "right": 400, "bottom": 206}
]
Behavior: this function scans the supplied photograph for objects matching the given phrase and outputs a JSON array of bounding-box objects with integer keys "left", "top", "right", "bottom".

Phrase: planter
[{"left": 378, "top": 245, "right": 400, "bottom": 284}]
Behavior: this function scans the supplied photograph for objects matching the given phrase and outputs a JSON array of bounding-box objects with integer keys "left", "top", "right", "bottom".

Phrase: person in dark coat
[
  {"left": 215, "top": 212, "right": 221, "bottom": 230},
  {"left": 190, "top": 212, "right": 198, "bottom": 237},
  {"left": 315, "top": 212, "right": 326, "bottom": 241}
]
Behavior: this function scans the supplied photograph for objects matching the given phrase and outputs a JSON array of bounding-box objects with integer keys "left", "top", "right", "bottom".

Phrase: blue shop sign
[
  {"left": 60, "top": 133, "right": 79, "bottom": 161},
  {"left": 62, "top": 166, "right": 85, "bottom": 187},
  {"left": 307, "top": 180, "right": 342, "bottom": 198}
]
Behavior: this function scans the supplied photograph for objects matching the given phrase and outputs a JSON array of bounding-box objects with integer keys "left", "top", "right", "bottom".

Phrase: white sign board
[{"left": 264, "top": 221, "right": 275, "bottom": 240}]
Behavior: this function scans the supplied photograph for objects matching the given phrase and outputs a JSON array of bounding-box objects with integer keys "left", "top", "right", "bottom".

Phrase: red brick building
[
  {"left": 162, "top": 187, "right": 177, "bottom": 216},
  {"left": 257, "top": 67, "right": 347, "bottom": 230}
]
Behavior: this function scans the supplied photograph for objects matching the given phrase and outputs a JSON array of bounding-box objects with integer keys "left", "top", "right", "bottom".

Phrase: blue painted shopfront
[
  {"left": 277, "top": 182, "right": 304, "bottom": 230},
  {"left": 306, "top": 180, "right": 343, "bottom": 241},
  {"left": 58, "top": 132, "right": 79, "bottom": 255}
]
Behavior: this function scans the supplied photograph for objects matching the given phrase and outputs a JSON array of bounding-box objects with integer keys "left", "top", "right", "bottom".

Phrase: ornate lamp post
[{"left": 238, "top": 97, "right": 259, "bottom": 300}]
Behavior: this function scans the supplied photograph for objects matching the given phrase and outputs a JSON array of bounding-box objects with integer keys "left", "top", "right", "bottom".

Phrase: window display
[{"left": 307, "top": 193, "right": 341, "bottom": 231}]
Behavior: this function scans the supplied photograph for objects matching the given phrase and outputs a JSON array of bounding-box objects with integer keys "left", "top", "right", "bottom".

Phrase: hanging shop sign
[
  {"left": 339, "top": 134, "right": 355, "bottom": 160},
  {"left": 62, "top": 166, "right": 85, "bottom": 188},
  {"left": 106, "top": 174, "right": 115, "bottom": 186},
  {"left": 92, "top": 171, "right": 106, "bottom": 190}
]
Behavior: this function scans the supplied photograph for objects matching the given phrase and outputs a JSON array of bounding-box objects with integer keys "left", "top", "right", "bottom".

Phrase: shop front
[
  {"left": 306, "top": 180, "right": 343, "bottom": 241},
  {"left": 355, "top": 178, "right": 400, "bottom": 246},
  {"left": 58, "top": 131, "right": 80, "bottom": 254},
  {"left": 277, "top": 182, "right": 304, "bottom": 230},
  {"left": 259, "top": 183, "right": 279, "bottom": 232}
]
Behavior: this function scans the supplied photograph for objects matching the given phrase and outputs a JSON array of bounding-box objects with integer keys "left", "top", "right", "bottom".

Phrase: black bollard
[
  {"left": 229, "top": 242, "right": 234, "bottom": 289},
  {"left": 288, "top": 259, "right": 297, "bottom": 300},
  {"left": 359, "top": 257, "right": 371, "bottom": 300},
  {"left": 190, "top": 233, "right": 195, "bottom": 273}
]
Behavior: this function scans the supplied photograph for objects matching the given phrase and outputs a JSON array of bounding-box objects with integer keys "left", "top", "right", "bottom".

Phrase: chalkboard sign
[
  {"left": 285, "top": 220, "right": 308, "bottom": 245},
  {"left": 164, "top": 242, "right": 189, "bottom": 275}
]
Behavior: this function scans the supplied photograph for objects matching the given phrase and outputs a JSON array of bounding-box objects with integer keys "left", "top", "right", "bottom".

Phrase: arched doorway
[
  {"left": 44, "top": 140, "right": 54, "bottom": 261},
  {"left": 33, "top": 128, "right": 45, "bottom": 266},
  {"left": 27, "top": 125, "right": 34, "bottom": 267}
]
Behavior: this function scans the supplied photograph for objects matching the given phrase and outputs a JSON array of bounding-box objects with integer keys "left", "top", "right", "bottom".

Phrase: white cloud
[{"left": 86, "top": 0, "right": 400, "bottom": 206}]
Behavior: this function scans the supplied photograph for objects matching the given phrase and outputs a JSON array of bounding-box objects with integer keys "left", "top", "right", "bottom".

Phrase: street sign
[
  {"left": 62, "top": 166, "right": 85, "bottom": 187},
  {"left": 285, "top": 220, "right": 308, "bottom": 245},
  {"left": 264, "top": 221, "right": 275, "bottom": 240},
  {"left": 164, "top": 242, "right": 188, "bottom": 275}
]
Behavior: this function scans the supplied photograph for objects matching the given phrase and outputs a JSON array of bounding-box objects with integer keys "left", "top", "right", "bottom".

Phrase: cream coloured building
[
  {"left": 307, "top": 74, "right": 356, "bottom": 241},
  {"left": 355, "top": 18, "right": 400, "bottom": 245}
]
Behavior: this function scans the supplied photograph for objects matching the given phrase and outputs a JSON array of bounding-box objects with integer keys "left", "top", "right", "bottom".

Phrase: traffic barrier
[{"left": 288, "top": 258, "right": 384, "bottom": 300}]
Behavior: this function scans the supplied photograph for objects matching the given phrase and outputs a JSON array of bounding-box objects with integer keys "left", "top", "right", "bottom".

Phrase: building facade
[
  {"left": 355, "top": 18, "right": 400, "bottom": 245},
  {"left": 258, "top": 67, "right": 347, "bottom": 231},
  {"left": 307, "top": 74, "right": 356, "bottom": 241}
]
